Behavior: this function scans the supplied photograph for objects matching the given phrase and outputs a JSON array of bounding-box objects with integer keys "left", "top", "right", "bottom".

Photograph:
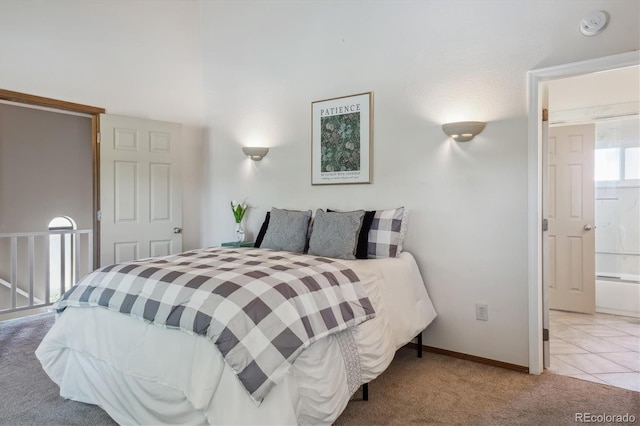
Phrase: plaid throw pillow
[{"left": 367, "top": 207, "right": 408, "bottom": 258}]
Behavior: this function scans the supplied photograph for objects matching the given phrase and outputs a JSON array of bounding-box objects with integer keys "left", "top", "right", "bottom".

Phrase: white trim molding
[{"left": 527, "top": 50, "right": 640, "bottom": 375}]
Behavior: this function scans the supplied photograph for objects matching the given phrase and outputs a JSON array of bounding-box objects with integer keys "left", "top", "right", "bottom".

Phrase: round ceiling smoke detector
[{"left": 580, "top": 10, "right": 608, "bottom": 36}]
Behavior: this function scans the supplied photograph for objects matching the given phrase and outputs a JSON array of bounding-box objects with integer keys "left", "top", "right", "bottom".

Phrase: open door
[
  {"left": 528, "top": 51, "right": 639, "bottom": 376},
  {"left": 99, "top": 114, "right": 183, "bottom": 267},
  {"left": 547, "top": 123, "right": 596, "bottom": 315}
]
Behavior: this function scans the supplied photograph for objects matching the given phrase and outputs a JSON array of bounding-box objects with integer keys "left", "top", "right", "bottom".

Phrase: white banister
[
  {"left": 11, "top": 236, "right": 17, "bottom": 310},
  {"left": 0, "top": 229, "right": 93, "bottom": 314},
  {"left": 59, "top": 234, "right": 66, "bottom": 296},
  {"left": 28, "top": 235, "right": 34, "bottom": 307},
  {"left": 44, "top": 235, "right": 50, "bottom": 305}
]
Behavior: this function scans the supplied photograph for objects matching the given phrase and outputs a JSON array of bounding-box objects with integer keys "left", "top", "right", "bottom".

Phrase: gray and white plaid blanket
[{"left": 55, "top": 247, "right": 375, "bottom": 403}]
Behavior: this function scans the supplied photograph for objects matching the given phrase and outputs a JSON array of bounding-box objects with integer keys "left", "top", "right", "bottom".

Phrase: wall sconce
[
  {"left": 242, "top": 147, "right": 269, "bottom": 161},
  {"left": 442, "top": 121, "right": 486, "bottom": 142}
]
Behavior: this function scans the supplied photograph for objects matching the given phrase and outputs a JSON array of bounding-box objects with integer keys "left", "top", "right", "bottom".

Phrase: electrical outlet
[{"left": 476, "top": 303, "right": 488, "bottom": 321}]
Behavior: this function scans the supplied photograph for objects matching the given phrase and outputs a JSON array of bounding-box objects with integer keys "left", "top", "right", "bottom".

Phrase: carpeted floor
[
  {"left": 1, "top": 313, "right": 638, "bottom": 425},
  {"left": 338, "top": 349, "right": 639, "bottom": 425}
]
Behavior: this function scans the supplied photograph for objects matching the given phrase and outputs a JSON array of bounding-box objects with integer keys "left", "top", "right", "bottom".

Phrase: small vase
[{"left": 234, "top": 222, "right": 245, "bottom": 243}]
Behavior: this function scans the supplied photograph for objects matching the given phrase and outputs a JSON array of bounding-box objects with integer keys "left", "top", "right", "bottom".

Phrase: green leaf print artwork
[{"left": 320, "top": 112, "right": 360, "bottom": 173}]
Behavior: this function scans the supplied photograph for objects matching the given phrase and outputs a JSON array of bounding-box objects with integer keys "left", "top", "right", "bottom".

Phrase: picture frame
[{"left": 311, "top": 92, "right": 373, "bottom": 185}]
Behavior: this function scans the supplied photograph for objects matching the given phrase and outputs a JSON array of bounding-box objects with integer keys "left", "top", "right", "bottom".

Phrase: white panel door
[
  {"left": 100, "top": 114, "right": 182, "bottom": 266},
  {"left": 547, "top": 124, "right": 596, "bottom": 314}
]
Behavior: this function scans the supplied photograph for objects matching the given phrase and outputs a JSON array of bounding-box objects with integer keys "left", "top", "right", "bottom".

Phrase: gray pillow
[
  {"left": 308, "top": 209, "right": 365, "bottom": 259},
  {"left": 260, "top": 208, "right": 312, "bottom": 253}
]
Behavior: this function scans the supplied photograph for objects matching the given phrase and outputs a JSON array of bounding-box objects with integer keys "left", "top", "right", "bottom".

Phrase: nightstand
[{"left": 221, "top": 241, "right": 255, "bottom": 248}]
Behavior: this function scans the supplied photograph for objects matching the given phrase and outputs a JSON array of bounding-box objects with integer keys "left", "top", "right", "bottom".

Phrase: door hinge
[
  {"left": 542, "top": 218, "right": 548, "bottom": 232},
  {"left": 542, "top": 109, "right": 549, "bottom": 122},
  {"left": 96, "top": 210, "right": 102, "bottom": 221},
  {"left": 543, "top": 328, "right": 549, "bottom": 342},
  {"left": 97, "top": 132, "right": 101, "bottom": 144}
]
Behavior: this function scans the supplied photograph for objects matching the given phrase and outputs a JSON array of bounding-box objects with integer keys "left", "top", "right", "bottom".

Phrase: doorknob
[
  {"left": 584, "top": 224, "right": 595, "bottom": 231},
  {"left": 173, "top": 227, "right": 183, "bottom": 234}
]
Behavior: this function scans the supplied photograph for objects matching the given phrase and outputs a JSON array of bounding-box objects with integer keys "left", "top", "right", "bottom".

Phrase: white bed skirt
[{"left": 36, "top": 252, "right": 437, "bottom": 425}]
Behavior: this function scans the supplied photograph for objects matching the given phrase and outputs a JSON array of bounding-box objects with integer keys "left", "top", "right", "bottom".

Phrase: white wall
[
  {"left": 1, "top": 0, "right": 638, "bottom": 368},
  {"left": 0, "top": 0, "right": 205, "bottom": 250},
  {"left": 200, "top": 0, "right": 640, "bottom": 367}
]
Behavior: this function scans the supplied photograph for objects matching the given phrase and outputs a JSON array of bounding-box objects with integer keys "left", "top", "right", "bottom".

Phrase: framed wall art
[{"left": 311, "top": 91, "right": 373, "bottom": 185}]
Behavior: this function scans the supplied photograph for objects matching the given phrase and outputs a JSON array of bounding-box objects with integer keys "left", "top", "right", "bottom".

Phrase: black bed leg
[
  {"left": 417, "top": 333, "right": 423, "bottom": 358},
  {"left": 362, "top": 383, "right": 368, "bottom": 401}
]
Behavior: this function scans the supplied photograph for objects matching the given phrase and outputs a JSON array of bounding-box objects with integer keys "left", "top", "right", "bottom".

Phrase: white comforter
[{"left": 36, "top": 252, "right": 437, "bottom": 425}]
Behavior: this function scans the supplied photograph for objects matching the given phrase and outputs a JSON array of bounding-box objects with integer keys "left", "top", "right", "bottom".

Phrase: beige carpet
[
  {"left": 337, "top": 348, "right": 639, "bottom": 425},
  {"left": 1, "top": 313, "right": 638, "bottom": 425}
]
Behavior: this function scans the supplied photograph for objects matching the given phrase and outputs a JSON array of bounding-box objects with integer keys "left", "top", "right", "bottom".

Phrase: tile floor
[{"left": 548, "top": 309, "right": 640, "bottom": 392}]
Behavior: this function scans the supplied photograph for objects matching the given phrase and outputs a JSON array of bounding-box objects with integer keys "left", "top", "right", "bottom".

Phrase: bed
[{"left": 36, "top": 208, "right": 437, "bottom": 425}]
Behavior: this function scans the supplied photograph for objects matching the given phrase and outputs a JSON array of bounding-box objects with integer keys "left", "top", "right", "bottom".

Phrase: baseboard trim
[{"left": 406, "top": 343, "right": 530, "bottom": 374}]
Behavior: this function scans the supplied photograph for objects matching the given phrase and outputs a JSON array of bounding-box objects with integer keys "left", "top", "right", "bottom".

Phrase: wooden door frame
[
  {"left": 0, "top": 89, "right": 105, "bottom": 268},
  {"left": 526, "top": 51, "right": 640, "bottom": 375}
]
